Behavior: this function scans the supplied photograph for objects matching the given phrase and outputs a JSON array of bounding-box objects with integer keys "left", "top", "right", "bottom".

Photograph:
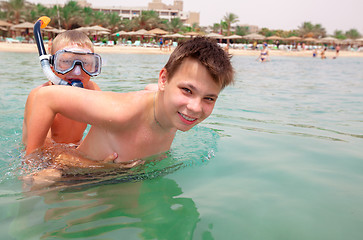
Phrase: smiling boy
[{"left": 25, "top": 37, "right": 234, "bottom": 166}]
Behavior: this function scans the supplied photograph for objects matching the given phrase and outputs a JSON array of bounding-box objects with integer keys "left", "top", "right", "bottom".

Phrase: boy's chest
[{"left": 106, "top": 127, "right": 175, "bottom": 162}]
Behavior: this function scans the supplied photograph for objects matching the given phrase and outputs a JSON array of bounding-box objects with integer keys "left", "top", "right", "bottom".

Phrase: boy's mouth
[
  {"left": 178, "top": 112, "right": 197, "bottom": 124},
  {"left": 67, "top": 79, "right": 84, "bottom": 88}
]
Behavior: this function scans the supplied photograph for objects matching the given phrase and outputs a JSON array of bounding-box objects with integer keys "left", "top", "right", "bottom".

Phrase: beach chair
[
  {"left": 173, "top": 42, "right": 178, "bottom": 48},
  {"left": 6, "top": 38, "right": 20, "bottom": 43},
  {"left": 132, "top": 40, "right": 141, "bottom": 47},
  {"left": 107, "top": 40, "right": 114, "bottom": 46}
]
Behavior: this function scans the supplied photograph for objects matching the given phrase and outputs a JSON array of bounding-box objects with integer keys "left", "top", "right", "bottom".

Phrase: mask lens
[{"left": 53, "top": 50, "right": 101, "bottom": 76}]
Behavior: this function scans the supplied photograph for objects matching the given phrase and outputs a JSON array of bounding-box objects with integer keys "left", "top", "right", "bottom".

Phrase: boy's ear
[{"left": 158, "top": 68, "right": 168, "bottom": 91}]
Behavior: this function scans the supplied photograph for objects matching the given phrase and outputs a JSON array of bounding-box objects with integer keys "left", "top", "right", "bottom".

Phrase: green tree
[
  {"left": 345, "top": 29, "right": 361, "bottom": 39},
  {"left": 168, "top": 17, "right": 183, "bottom": 33},
  {"left": 235, "top": 25, "right": 248, "bottom": 36},
  {"left": 298, "top": 21, "right": 326, "bottom": 38},
  {"left": 212, "top": 23, "right": 220, "bottom": 33},
  {"left": 82, "top": 7, "right": 94, "bottom": 26},
  {"left": 60, "top": 1, "right": 82, "bottom": 29},
  {"left": 106, "top": 12, "right": 121, "bottom": 33},
  {"left": 333, "top": 30, "right": 346, "bottom": 40},
  {"left": 223, "top": 12, "right": 239, "bottom": 37},
  {"left": 131, "top": 10, "right": 161, "bottom": 30},
  {"left": 1, "top": 0, "right": 26, "bottom": 24}
]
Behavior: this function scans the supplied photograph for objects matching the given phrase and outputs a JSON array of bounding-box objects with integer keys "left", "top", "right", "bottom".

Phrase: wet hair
[
  {"left": 164, "top": 37, "right": 234, "bottom": 89},
  {"left": 51, "top": 30, "right": 94, "bottom": 54}
]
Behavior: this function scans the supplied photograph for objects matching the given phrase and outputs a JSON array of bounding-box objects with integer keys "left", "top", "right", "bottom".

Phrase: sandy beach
[{"left": 1, "top": 42, "right": 362, "bottom": 58}]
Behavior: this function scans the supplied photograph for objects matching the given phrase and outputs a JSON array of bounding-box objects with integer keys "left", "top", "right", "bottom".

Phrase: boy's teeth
[{"left": 181, "top": 113, "right": 195, "bottom": 121}]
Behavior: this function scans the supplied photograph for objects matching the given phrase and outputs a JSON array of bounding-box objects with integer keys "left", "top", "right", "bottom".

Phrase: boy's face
[
  {"left": 52, "top": 43, "right": 92, "bottom": 87},
  {"left": 159, "top": 58, "right": 222, "bottom": 132}
]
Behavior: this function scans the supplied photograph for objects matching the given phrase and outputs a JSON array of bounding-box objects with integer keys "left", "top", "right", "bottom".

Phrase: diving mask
[{"left": 50, "top": 50, "right": 102, "bottom": 77}]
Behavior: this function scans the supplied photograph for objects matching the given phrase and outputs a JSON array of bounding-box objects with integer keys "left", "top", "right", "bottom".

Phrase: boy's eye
[
  {"left": 182, "top": 88, "right": 191, "bottom": 94},
  {"left": 204, "top": 97, "right": 216, "bottom": 102}
]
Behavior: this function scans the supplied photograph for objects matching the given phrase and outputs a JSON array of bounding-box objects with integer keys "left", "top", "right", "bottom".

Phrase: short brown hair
[
  {"left": 51, "top": 30, "right": 94, "bottom": 54},
  {"left": 164, "top": 37, "right": 234, "bottom": 89}
]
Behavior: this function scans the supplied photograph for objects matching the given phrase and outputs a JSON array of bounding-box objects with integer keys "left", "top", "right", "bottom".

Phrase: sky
[{"left": 28, "top": 0, "right": 363, "bottom": 35}]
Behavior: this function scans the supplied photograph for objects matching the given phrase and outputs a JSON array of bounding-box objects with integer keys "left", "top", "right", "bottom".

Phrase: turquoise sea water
[{"left": 0, "top": 51, "right": 363, "bottom": 239}]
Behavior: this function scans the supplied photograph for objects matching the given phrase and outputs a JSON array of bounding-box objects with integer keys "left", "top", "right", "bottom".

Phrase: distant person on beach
[
  {"left": 24, "top": 37, "right": 235, "bottom": 182},
  {"left": 334, "top": 44, "right": 340, "bottom": 59},
  {"left": 275, "top": 40, "right": 280, "bottom": 50},
  {"left": 258, "top": 43, "right": 270, "bottom": 62},
  {"left": 313, "top": 48, "right": 318, "bottom": 57},
  {"left": 321, "top": 47, "right": 327, "bottom": 59},
  {"left": 159, "top": 37, "right": 163, "bottom": 50},
  {"left": 23, "top": 30, "right": 102, "bottom": 150}
]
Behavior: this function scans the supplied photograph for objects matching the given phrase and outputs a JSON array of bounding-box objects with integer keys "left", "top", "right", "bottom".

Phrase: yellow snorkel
[{"left": 33, "top": 16, "right": 72, "bottom": 86}]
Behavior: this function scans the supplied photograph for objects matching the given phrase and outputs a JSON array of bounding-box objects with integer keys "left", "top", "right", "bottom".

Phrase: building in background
[{"left": 91, "top": 0, "right": 200, "bottom": 26}]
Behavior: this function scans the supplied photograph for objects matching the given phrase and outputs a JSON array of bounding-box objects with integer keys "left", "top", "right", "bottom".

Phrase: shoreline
[{"left": 1, "top": 42, "right": 363, "bottom": 58}]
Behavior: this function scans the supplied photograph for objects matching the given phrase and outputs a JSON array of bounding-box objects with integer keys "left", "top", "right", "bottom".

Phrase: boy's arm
[
  {"left": 25, "top": 85, "right": 131, "bottom": 155},
  {"left": 22, "top": 83, "right": 50, "bottom": 146}
]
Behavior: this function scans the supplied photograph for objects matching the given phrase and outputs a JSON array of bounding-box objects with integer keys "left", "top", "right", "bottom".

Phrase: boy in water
[
  {"left": 23, "top": 30, "right": 101, "bottom": 148},
  {"left": 25, "top": 37, "right": 234, "bottom": 172}
]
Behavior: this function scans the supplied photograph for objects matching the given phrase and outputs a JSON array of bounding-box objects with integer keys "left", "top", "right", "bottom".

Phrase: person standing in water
[
  {"left": 24, "top": 37, "right": 235, "bottom": 181},
  {"left": 258, "top": 43, "right": 270, "bottom": 62}
]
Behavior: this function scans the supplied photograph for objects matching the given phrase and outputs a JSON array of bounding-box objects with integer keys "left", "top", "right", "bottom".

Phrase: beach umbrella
[
  {"left": 266, "top": 35, "right": 283, "bottom": 40},
  {"left": 163, "top": 33, "right": 189, "bottom": 38},
  {"left": 112, "top": 30, "right": 127, "bottom": 36},
  {"left": 224, "top": 34, "right": 243, "bottom": 39},
  {"left": 285, "top": 36, "right": 302, "bottom": 41},
  {"left": 355, "top": 38, "right": 363, "bottom": 43},
  {"left": 319, "top": 36, "right": 339, "bottom": 43},
  {"left": 147, "top": 28, "right": 168, "bottom": 35},
  {"left": 205, "top": 32, "right": 224, "bottom": 38},
  {"left": 74, "top": 26, "right": 90, "bottom": 32},
  {"left": 184, "top": 31, "right": 203, "bottom": 36},
  {"left": 341, "top": 38, "right": 354, "bottom": 44},
  {"left": 10, "top": 21, "right": 34, "bottom": 30},
  {"left": 303, "top": 37, "right": 318, "bottom": 42},
  {"left": 0, "top": 20, "right": 12, "bottom": 27},
  {"left": 135, "top": 29, "right": 148, "bottom": 34},
  {"left": 242, "top": 33, "right": 265, "bottom": 40},
  {"left": 89, "top": 25, "right": 110, "bottom": 32}
]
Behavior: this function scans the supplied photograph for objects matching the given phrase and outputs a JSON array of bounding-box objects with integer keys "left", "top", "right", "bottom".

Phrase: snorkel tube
[{"left": 34, "top": 16, "right": 83, "bottom": 88}]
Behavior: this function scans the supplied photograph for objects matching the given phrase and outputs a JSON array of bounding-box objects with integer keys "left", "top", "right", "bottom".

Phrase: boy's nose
[
  {"left": 187, "top": 98, "right": 202, "bottom": 113},
  {"left": 71, "top": 65, "right": 82, "bottom": 75}
]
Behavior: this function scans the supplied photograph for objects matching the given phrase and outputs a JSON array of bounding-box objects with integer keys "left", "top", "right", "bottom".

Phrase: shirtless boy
[
  {"left": 25, "top": 37, "right": 234, "bottom": 170},
  {"left": 23, "top": 30, "right": 101, "bottom": 148}
]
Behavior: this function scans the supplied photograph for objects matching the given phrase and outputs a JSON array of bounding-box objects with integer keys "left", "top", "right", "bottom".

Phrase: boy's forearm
[{"left": 25, "top": 88, "right": 56, "bottom": 155}]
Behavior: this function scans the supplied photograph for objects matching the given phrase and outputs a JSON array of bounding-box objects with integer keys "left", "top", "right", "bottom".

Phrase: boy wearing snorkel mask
[
  {"left": 24, "top": 37, "right": 234, "bottom": 173},
  {"left": 23, "top": 30, "right": 102, "bottom": 148}
]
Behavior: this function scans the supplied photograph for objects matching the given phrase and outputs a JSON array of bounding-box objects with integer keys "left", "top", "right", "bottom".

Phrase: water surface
[{"left": 0, "top": 52, "right": 362, "bottom": 239}]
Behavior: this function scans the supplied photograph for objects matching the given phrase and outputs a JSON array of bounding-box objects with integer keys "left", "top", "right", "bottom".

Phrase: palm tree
[
  {"left": 1, "top": 0, "right": 26, "bottom": 24},
  {"left": 333, "top": 30, "right": 346, "bottom": 40},
  {"left": 235, "top": 25, "right": 248, "bottom": 36},
  {"left": 212, "top": 23, "right": 220, "bottom": 33},
  {"left": 106, "top": 12, "right": 121, "bottom": 33},
  {"left": 345, "top": 29, "right": 361, "bottom": 39},
  {"left": 131, "top": 10, "right": 162, "bottom": 30},
  {"left": 298, "top": 21, "right": 326, "bottom": 38},
  {"left": 59, "top": 1, "right": 82, "bottom": 29},
  {"left": 168, "top": 17, "right": 183, "bottom": 33},
  {"left": 82, "top": 7, "right": 94, "bottom": 26},
  {"left": 223, "top": 12, "right": 239, "bottom": 36}
]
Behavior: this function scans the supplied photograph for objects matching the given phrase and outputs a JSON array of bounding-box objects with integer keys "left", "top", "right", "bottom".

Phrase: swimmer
[
  {"left": 258, "top": 43, "right": 270, "bottom": 62},
  {"left": 24, "top": 37, "right": 235, "bottom": 176},
  {"left": 23, "top": 30, "right": 102, "bottom": 149}
]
